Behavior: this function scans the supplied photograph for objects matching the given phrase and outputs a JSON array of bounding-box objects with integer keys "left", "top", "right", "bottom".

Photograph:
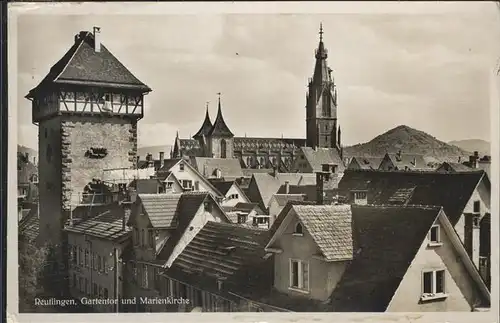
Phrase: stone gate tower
[
  {"left": 306, "top": 24, "right": 341, "bottom": 150},
  {"left": 25, "top": 27, "right": 151, "bottom": 294}
]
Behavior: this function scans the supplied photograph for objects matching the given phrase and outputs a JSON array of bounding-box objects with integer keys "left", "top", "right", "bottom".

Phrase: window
[
  {"left": 158, "top": 186, "right": 165, "bottom": 194},
  {"left": 179, "top": 163, "right": 185, "bottom": 171},
  {"left": 289, "top": 259, "right": 309, "bottom": 292},
  {"left": 141, "top": 229, "right": 145, "bottom": 246},
  {"left": 103, "top": 257, "right": 108, "bottom": 273},
  {"left": 195, "top": 289, "right": 203, "bottom": 307},
  {"left": 166, "top": 182, "right": 173, "bottom": 189},
  {"left": 97, "top": 256, "right": 102, "bottom": 272},
  {"left": 237, "top": 214, "right": 247, "bottom": 224},
  {"left": 142, "top": 264, "right": 149, "bottom": 288},
  {"left": 134, "top": 228, "right": 139, "bottom": 245},
  {"left": 473, "top": 214, "right": 481, "bottom": 228},
  {"left": 92, "top": 253, "right": 97, "bottom": 270},
  {"left": 473, "top": 200, "right": 480, "bottom": 213},
  {"left": 294, "top": 223, "right": 303, "bottom": 235},
  {"left": 428, "top": 225, "right": 441, "bottom": 244},
  {"left": 85, "top": 278, "right": 89, "bottom": 295},
  {"left": 221, "top": 140, "right": 227, "bottom": 159},
  {"left": 149, "top": 229, "right": 155, "bottom": 247},
  {"left": 103, "top": 288, "right": 108, "bottom": 298},
  {"left": 79, "top": 248, "right": 84, "bottom": 266},
  {"left": 84, "top": 249, "right": 89, "bottom": 268},
  {"left": 72, "top": 274, "right": 77, "bottom": 287},
  {"left": 93, "top": 283, "right": 97, "bottom": 296},
  {"left": 46, "top": 144, "right": 52, "bottom": 162},
  {"left": 44, "top": 128, "right": 48, "bottom": 138},
  {"left": 79, "top": 277, "right": 83, "bottom": 292},
  {"left": 204, "top": 201, "right": 212, "bottom": 212},
  {"left": 422, "top": 270, "right": 446, "bottom": 299},
  {"left": 179, "top": 283, "right": 187, "bottom": 298},
  {"left": 229, "top": 194, "right": 239, "bottom": 199},
  {"left": 72, "top": 246, "right": 77, "bottom": 265},
  {"left": 353, "top": 191, "right": 368, "bottom": 205},
  {"left": 182, "top": 180, "right": 193, "bottom": 190},
  {"left": 194, "top": 181, "right": 200, "bottom": 191}
]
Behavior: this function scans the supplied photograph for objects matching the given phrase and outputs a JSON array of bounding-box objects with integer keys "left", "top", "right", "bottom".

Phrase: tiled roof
[
  {"left": 246, "top": 173, "right": 282, "bottom": 211},
  {"left": 338, "top": 169, "right": 487, "bottom": 225},
  {"left": 168, "top": 221, "right": 271, "bottom": 287},
  {"left": 297, "top": 174, "right": 317, "bottom": 186},
  {"left": 155, "top": 159, "right": 181, "bottom": 178},
  {"left": 27, "top": 30, "right": 150, "bottom": 98},
  {"left": 19, "top": 207, "right": 39, "bottom": 243},
  {"left": 208, "top": 180, "right": 235, "bottom": 195},
  {"left": 129, "top": 179, "right": 163, "bottom": 194},
  {"left": 292, "top": 205, "right": 353, "bottom": 261},
  {"left": 241, "top": 168, "right": 273, "bottom": 177},
  {"left": 65, "top": 202, "right": 131, "bottom": 241},
  {"left": 271, "top": 194, "right": 306, "bottom": 207},
  {"left": 275, "top": 173, "right": 313, "bottom": 186},
  {"left": 157, "top": 193, "right": 225, "bottom": 262},
  {"left": 349, "top": 156, "right": 383, "bottom": 170},
  {"left": 329, "top": 205, "right": 442, "bottom": 312},
  {"left": 268, "top": 200, "right": 317, "bottom": 238},
  {"left": 208, "top": 101, "right": 234, "bottom": 137},
  {"left": 233, "top": 137, "right": 306, "bottom": 152},
  {"left": 192, "top": 108, "right": 213, "bottom": 139},
  {"left": 138, "top": 193, "right": 183, "bottom": 228},
  {"left": 276, "top": 184, "right": 317, "bottom": 202},
  {"left": 385, "top": 153, "right": 430, "bottom": 170},
  {"left": 233, "top": 202, "right": 262, "bottom": 213},
  {"left": 191, "top": 157, "right": 244, "bottom": 179},
  {"left": 299, "top": 147, "right": 345, "bottom": 172},
  {"left": 437, "top": 162, "right": 474, "bottom": 172}
]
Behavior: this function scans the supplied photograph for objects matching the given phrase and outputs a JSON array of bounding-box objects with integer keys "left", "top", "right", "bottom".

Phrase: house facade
[
  {"left": 208, "top": 179, "right": 250, "bottom": 208},
  {"left": 65, "top": 202, "right": 131, "bottom": 312},
  {"left": 378, "top": 152, "right": 430, "bottom": 171}
]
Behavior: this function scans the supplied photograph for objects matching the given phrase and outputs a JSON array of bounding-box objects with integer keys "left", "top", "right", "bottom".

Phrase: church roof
[
  {"left": 193, "top": 106, "right": 213, "bottom": 139},
  {"left": 26, "top": 29, "right": 151, "bottom": 99},
  {"left": 208, "top": 98, "right": 234, "bottom": 137}
]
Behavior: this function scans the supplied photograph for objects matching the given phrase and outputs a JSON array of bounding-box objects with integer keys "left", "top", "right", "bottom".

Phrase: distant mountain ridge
[
  {"left": 448, "top": 139, "right": 490, "bottom": 157},
  {"left": 343, "top": 125, "right": 472, "bottom": 163}
]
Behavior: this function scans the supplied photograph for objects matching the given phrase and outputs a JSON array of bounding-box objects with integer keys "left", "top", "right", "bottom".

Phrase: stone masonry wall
[{"left": 60, "top": 116, "right": 137, "bottom": 210}]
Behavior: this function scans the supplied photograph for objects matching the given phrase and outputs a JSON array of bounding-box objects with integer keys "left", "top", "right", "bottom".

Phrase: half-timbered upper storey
[{"left": 26, "top": 27, "right": 151, "bottom": 123}]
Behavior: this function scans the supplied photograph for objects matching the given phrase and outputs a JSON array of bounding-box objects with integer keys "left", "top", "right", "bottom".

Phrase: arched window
[
  {"left": 294, "top": 223, "right": 303, "bottom": 235},
  {"left": 221, "top": 139, "right": 227, "bottom": 158},
  {"left": 246, "top": 156, "right": 251, "bottom": 167}
]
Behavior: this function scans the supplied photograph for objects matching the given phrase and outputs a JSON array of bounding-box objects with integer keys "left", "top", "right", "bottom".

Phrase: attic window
[
  {"left": 85, "top": 147, "right": 108, "bottom": 159},
  {"left": 293, "top": 223, "right": 303, "bottom": 236},
  {"left": 204, "top": 201, "right": 212, "bottom": 212},
  {"left": 473, "top": 201, "right": 480, "bottom": 213},
  {"left": 428, "top": 225, "right": 441, "bottom": 246},
  {"left": 179, "top": 163, "right": 185, "bottom": 171}
]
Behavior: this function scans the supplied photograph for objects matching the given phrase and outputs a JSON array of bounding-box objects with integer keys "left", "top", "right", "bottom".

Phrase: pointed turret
[
  {"left": 313, "top": 23, "right": 330, "bottom": 84},
  {"left": 208, "top": 93, "right": 234, "bottom": 137},
  {"left": 193, "top": 102, "right": 213, "bottom": 139}
]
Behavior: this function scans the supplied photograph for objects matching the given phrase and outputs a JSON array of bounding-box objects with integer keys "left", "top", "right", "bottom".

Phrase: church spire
[
  {"left": 208, "top": 93, "right": 234, "bottom": 137},
  {"left": 193, "top": 101, "right": 213, "bottom": 139},
  {"left": 313, "top": 23, "right": 329, "bottom": 83}
]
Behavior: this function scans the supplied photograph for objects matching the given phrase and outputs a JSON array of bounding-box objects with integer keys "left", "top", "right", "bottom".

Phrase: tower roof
[
  {"left": 208, "top": 94, "right": 234, "bottom": 137},
  {"left": 192, "top": 103, "right": 213, "bottom": 139},
  {"left": 313, "top": 23, "right": 330, "bottom": 84},
  {"left": 26, "top": 28, "right": 151, "bottom": 99}
]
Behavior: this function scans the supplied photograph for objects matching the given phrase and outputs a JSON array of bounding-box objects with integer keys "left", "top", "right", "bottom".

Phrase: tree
[{"left": 18, "top": 233, "right": 48, "bottom": 312}]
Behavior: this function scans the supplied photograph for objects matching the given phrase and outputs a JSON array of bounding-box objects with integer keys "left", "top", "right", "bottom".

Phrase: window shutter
[{"left": 302, "top": 262, "right": 309, "bottom": 290}]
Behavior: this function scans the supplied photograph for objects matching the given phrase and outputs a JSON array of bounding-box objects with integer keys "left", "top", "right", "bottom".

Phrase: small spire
[
  {"left": 217, "top": 92, "right": 222, "bottom": 110},
  {"left": 319, "top": 23, "right": 324, "bottom": 42},
  {"left": 176, "top": 130, "right": 179, "bottom": 138}
]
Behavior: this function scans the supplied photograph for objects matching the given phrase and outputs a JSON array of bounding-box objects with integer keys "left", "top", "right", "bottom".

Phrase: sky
[{"left": 14, "top": 2, "right": 500, "bottom": 150}]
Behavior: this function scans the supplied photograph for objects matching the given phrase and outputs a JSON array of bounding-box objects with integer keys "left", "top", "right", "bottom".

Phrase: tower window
[
  {"left": 44, "top": 128, "right": 48, "bottom": 138},
  {"left": 46, "top": 144, "right": 52, "bottom": 162}
]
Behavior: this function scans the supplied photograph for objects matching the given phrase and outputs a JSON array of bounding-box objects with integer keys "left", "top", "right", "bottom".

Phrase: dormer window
[
  {"left": 428, "top": 225, "right": 441, "bottom": 246},
  {"left": 473, "top": 200, "right": 480, "bottom": 213},
  {"left": 293, "top": 223, "right": 303, "bottom": 236}
]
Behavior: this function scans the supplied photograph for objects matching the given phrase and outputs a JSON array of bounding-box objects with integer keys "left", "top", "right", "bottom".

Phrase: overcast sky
[{"left": 15, "top": 2, "right": 500, "bottom": 150}]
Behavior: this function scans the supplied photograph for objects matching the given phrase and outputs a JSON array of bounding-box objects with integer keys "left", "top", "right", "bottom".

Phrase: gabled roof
[
  {"left": 208, "top": 180, "right": 235, "bottom": 195},
  {"left": 267, "top": 204, "right": 353, "bottom": 261},
  {"left": 208, "top": 99, "right": 234, "bottom": 137},
  {"left": 157, "top": 192, "right": 231, "bottom": 263},
  {"left": 246, "top": 173, "right": 282, "bottom": 211},
  {"left": 275, "top": 173, "right": 316, "bottom": 186},
  {"left": 270, "top": 194, "right": 306, "bottom": 207},
  {"left": 299, "top": 147, "right": 345, "bottom": 172},
  {"left": 26, "top": 30, "right": 151, "bottom": 99},
  {"left": 137, "top": 193, "right": 183, "bottom": 229},
  {"left": 349, "top": 156, "right": 383, "bottom": 170},
  {"left": 338, "top": 169, "right": 488, "bottom": 225},
  {"left": 155, "top": 159, "right": 182, "bottom": 178},
  {"left": 276, "top": 184, "right": 317, "bottom": 202},
  {"left": 65, "top": 202, "right": 130, "bottom": 242},
  {"left": 383, "top": 153, "right": 430, "bottom": 170},
  {"left": 436, "top": 162, "right": 474, "bottom": 172},
  {"left": 267, "top": 200, "right": 317, "bottom": 237},
  {"left": 192, "top": 107, "right": 213, "bottom": 139},
  {"left": 233, "top": 202, "right": 264, "bottom": 214},
  {"left": 190, "top": 157, "right": 244, "bottom": 179},
  {"left": 329, "top": 205, "right": 442, "bottom": 312},
  {"left": 167, "top": 221, "right": 271, "bottom": 287}
]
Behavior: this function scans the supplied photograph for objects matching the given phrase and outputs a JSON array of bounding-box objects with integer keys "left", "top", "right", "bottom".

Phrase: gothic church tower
[{"left": 306, "top": 24, "right": 341, "bottom": 150}]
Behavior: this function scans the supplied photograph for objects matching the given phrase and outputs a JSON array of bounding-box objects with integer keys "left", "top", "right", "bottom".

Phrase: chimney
[
  {"left": 458, "top": 156, "right": 461, "bottom": 163},
  {"left": 135, "top": 156, "right": 140, "bottom": 169},
  {"left": 316, "top": 172, "right": 324, "bottom": 205},
  {"left": 93, "top": 26, "right": 101, "bottom": 52},
  {"left": 474, "top": 151, "right": 479, "bottom": 158},
  {"left": 159, "top": 152, "right": 165, "bottom": 168},
  {"left": 285, "top": 181, "right": 290, "bottom": 194},
  {"left": 33, "top": 156, "right": 36, "bottom": 164}
]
